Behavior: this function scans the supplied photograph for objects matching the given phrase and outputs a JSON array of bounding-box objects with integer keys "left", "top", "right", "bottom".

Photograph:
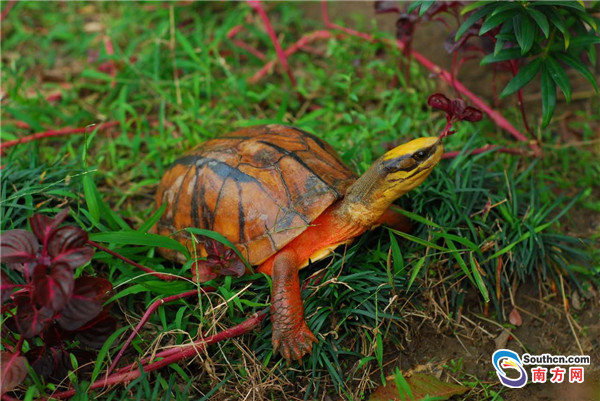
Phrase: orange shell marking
[{"left": 155, "top": 125, "right": 356, "bottom": 265}]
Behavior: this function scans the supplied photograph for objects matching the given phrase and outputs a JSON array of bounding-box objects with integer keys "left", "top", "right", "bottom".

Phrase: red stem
[
  {"left": 103, "top": 37, "right": 117, "bottom": 88},
  {"left": 510, "top": 59, "right": 532, "bottom": 135},
  {"left": 320, "top": 1, "right": 538, "bottom": 154},
  {"left": 249, "top": 30, "right": 332, "bottom": 84},
  {"left": 0, "top": 0, "right": 16, "bottom": 22},
  {"left": 226, "top": 24, "right": 244, "bottom": 39},
  {"left": 45, "top": 309, "right": 268, "bottom": 400},
  {"left": 247, "top": 0, "right": 297, "bottom": 87},
  {"left": 442, "top": 144, "right": 526, "bottom": 159},
  {"left": 0, "top": 122, "right": 120, "bottom": 153},
  {"left": 226, "top": 24, "right": 266, "bottom": 60},
  {"left": 87, "top": 240, "right": 177, "bottom": 282},
  {"left": 231, "top": 39, "right": 267, "bottom": 60},
  {"left": 106, "top": 288, "right": 214, "bottom": 375}
]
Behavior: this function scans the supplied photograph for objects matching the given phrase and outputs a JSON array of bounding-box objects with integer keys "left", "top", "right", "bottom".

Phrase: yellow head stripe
[{"left": 383, "top": 137, "right": 440, "bottom": 161}]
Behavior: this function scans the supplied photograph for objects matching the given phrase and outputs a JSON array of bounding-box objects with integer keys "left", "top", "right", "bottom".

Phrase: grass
[{"left": 1, "top": 2, "right": 599, "bottom": 400}]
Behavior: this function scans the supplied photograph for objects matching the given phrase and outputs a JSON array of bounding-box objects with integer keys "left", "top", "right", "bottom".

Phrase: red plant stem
[
  {"left": 45, "top": 309, "right": 268, "bottom": 400},
  {"left": 87, "top": 240, "right": 177, "bottom": 282},
  {"left": 106, "top": 288, "right": 214, "bottom": 375},
  {"left": 226, "top": 24, "right": 244, "bottom": 39},
  {"left": 320, "top": 1, "right": 537, "bottom": 153},
  {"left": 247, "top": 0, "right": 297, "bottom": 87},
  {"left": 104, "top": 36, "right": 117, "bottom": 88},
  {"left": 510, "top": 59, "right": 532, "bottom": 135},
  {"left": 0, "top": 0, "right": 17, "bottom": 22},
  {"left": 231, "top": 39, "right": 267, "bottom": 60},
  {"left": 0, "top": 121, "right": 120, "bottom": 153},
  {"left": 442, "top": 144, "right": 526, "bottom": 159},
  {"left": 0, "top": 121, "right": 31, "bottom": 129},
  {"left": 249, "top": 30, "right": 332, "bottom": 84},
  {"left": 1, "top": 395, "right": 21, "bottom": 401}
]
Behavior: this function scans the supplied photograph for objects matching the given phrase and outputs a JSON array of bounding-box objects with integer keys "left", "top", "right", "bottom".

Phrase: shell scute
[{"left": 155, "top": 124, "right": 356, "bottom": 265}]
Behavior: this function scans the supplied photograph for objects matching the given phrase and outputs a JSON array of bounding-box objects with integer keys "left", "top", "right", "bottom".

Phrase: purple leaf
[
  {"left": 220, "top": 259, "right": 245, "bottom": 278},
  {"left": 30, "top": 209, "right": 69, "bottom": 246},
  {"left": 25, "top": 347, "right": 93, "bottom": 383},
  {"left": 395, "top": 14, "right": 416, "bottom": 41},
  {"left": 14, "top": 296, "right": 54, "bottom": 338},
  {"left": 41, "top": 322, "right": 69, "bottom": 347},
  {"left": 48, "top": 226, "right": 93, "bottom": 269},
  {"left": 32, "top": 263, "right": 74, "bottom": 312},
  {"left": 57, "top": 277, "right": 112, "bottom": 331},
  {"left": 192, "top": 260, "right": 218, "bottom": 283},
  {"left": 1, "top": 271, "right": 23, "bottom": 303},
  {"left": 428, "top": 93, "right": 451, "bottom": 112},
  {"left": 76, "top": 310, "right": 116, "bottom": 349},
  {"left": 450, "top": 98, "right": 466, "bottom": 117},
  {"left": 461, "top": 106, "right": 483, "bottom": 122},
  {"left": 0, "top": 230, "right": 39, "bottom": 264},
  {"left": 1, "top": 351, "right": 28, "bottom": 394}
]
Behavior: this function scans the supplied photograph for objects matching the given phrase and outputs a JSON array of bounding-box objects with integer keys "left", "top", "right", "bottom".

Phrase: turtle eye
[{"left": 413, "top": 150, "right": 428, "bottom": 161}]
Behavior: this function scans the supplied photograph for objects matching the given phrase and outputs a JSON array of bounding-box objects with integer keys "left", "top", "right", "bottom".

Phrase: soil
[{"left": 388, "top": 282, "right": 600, "bottom": 401}]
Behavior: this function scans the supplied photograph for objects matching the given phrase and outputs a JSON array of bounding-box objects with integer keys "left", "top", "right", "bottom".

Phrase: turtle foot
[{"left": 272, "top": 322, "right": 317, "bottom": 362}]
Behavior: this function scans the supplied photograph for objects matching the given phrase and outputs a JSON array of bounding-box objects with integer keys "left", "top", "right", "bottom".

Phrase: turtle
[{"left": 155, "top": 124, "right": 443, "bottom": 361}]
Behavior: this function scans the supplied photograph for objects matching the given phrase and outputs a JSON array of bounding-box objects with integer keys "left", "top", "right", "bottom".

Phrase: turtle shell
[{"left": 155, "top": 124, "right": 356, "bottom": 265}]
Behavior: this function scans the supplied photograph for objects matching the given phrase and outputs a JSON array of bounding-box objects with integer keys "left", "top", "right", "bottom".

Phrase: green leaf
[
  {"left": 494, "top": 20, "right": 514, "bottom": 56},
  {"left": 541, "top": 65, "right": 557, "bottom": 127},
  {"left": 460, "top": 1, "right": 490, "bottom": 16},
  {"left": 389, "top": 229, "right": 448, "bottom": 252},
  {"left": 479, "top": 11, "right": 516, "bottom": 35},
  {"left": 138, "top": 203, "right": 166, "bottom": 233},
  {"left": 545, "top": 56, "right": 572, "bottom": 102},
  {"left": 455, "top": 4, "right": 495, "bottom": 40},
  {"left": 82, "top": 175, "right": 100, "bottom": 224},
  {"left": 388, "top": 232, "right": 404, "bottom": 276},
  {"left": 559, "top": 52, "right": 598, "bottom": 92},
  {"left": 482, "top": 48, "right": 522, "bottom": 65},
  {"left": 175, "top": 30, "right": 201, "bottom": 63},
  {"left": 572, "top": 10, "right": 597, "bottom": 31},
  {"left": 500, "top": 58, "right": 542, "bottom": 98},
  {"left": 526, "top": 8, "right": 550, "bottom": 38},
  {"left": 543, "top": 7, "right": 570, "bottom": 49},
  {"left": 433, "top": 232, "right": 480, "bottom": 253},
  {"left": 564, "top": 35, "right": 600, "bottom": 48},
  {"left": 392, "top": 207, "right": 443, "bottom": 229},
  {"left": 446, "top": 239, "right": 475, "bottom": 286},
  {"left": 490, "top": 2, "right": 520, "bottom": 16},
  {"left": 407, "top": 257, "right": 426, "bottom": 291},
  {"left": 418, "top": 1, "right": 435, "bottom": 17},
  {"left": 469, "top": 254, "right": 489, "bottom": 302},
  {"left": 90, "top": 231, "right": 189, "bottom": 257},
  {"left": 514, "top": 13, "right": 535, "bottom": 55},
  {"left": 530, "top": 1, "right": 585, "bottom": 11}
]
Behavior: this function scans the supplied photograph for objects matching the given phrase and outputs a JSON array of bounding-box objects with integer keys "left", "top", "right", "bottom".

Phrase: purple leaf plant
[{"left": 1, "top": 209, "right": 115, "bottom": 390}]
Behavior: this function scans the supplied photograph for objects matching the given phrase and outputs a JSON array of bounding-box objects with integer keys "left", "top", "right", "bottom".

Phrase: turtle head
[
  {"left": 379, "top": 136, "right": 444, "bottom": 195},
  {"left": 337, "top": 137, "right": 443, "bottom": 227}
]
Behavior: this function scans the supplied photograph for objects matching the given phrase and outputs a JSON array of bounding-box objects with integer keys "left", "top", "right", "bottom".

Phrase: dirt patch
[{"left": 388, "top": 283, "right": 600, "bottom": 400}]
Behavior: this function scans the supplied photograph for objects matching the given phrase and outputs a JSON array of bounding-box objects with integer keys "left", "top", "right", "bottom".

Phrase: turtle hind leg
[{"left": 267, "top": 249, "right": 317, "bottom": 362}]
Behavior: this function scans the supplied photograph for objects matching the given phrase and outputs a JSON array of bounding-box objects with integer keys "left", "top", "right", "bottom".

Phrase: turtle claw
[{"left": 272, "top": 322, "right": 317, "bottom": 362}]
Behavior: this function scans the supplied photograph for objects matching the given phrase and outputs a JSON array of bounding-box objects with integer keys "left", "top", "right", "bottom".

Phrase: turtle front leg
[
  {"left": 376, "top": 207, "right": 412, "bottom": 232},
  {"left": 269, "top": 250, "right": 317, "bottom": 361}
]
